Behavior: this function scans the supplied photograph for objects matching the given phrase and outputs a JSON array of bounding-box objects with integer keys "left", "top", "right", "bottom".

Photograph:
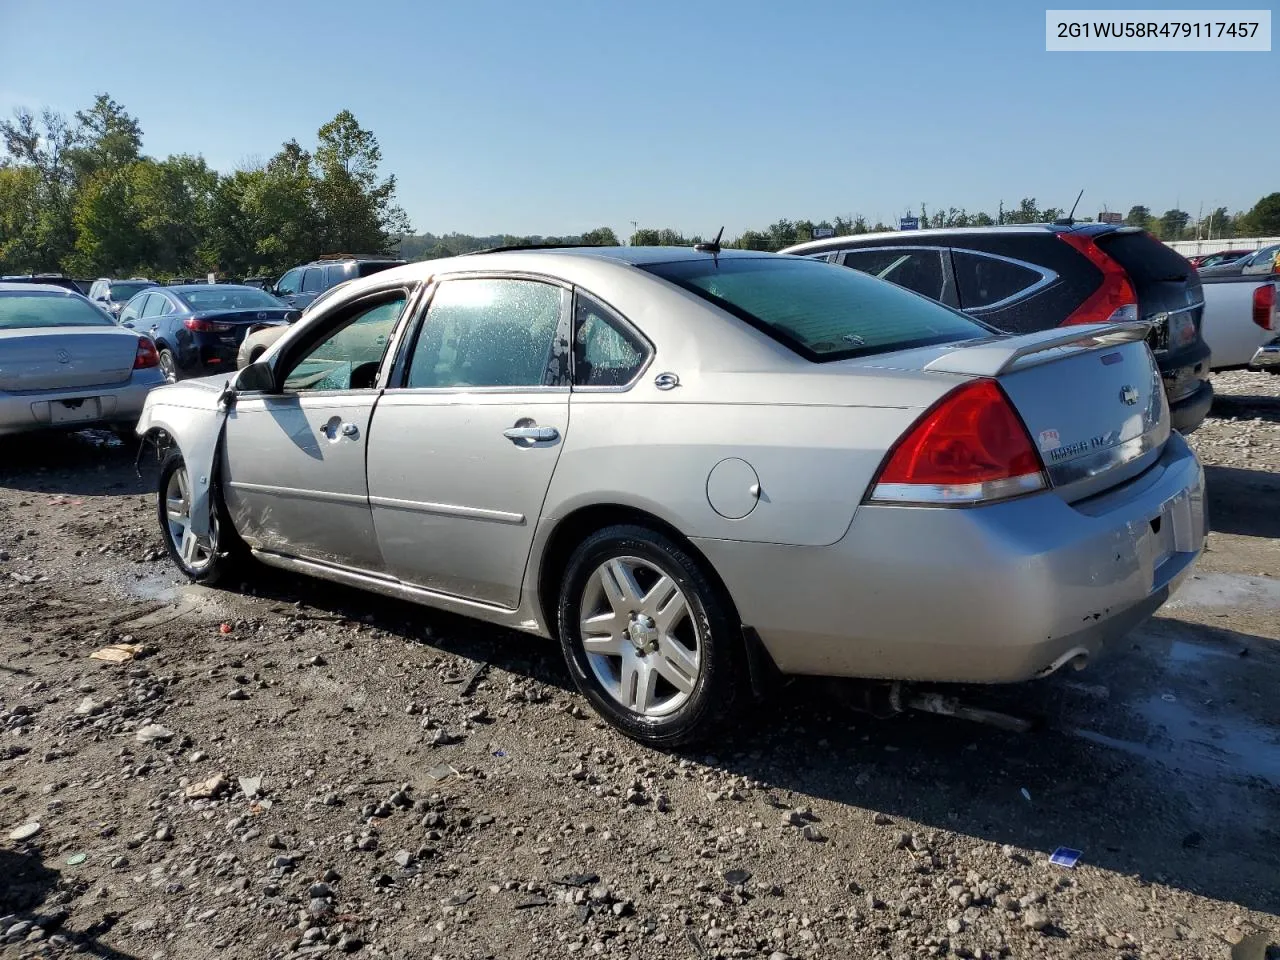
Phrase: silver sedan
[
  {"left": 136, "top": 247, "right": 1206, "bottom": 745},
  {"left": 1, "top": 283, "right": 166, "bottom": 437}
]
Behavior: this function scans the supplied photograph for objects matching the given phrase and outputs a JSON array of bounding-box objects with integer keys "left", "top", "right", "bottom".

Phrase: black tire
[
  {"left": 557, "top": 524, "right": 745, "bottom": 747},
  {"left": 157, "top": 347, "right": 178, "bottom": 383},
  {"left": 156, "top": 451, "right": 244, "bottom": 585}
]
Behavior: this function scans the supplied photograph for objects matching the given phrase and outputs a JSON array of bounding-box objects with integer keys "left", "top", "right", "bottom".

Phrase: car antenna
[
  {"left": 694, "top": 226, "right": 725, "bottom": 254},
  {"left": 1054, "top": 190, "right": 1085, "bottom": 226}
]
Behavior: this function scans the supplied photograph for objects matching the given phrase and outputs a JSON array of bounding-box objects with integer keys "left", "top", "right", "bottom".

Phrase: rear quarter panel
[
  {"left": 546, "top": 386, "right": 929, "bottom": 547},
  {"left": 1199, "top": 277, "right": 1274, "bottom": 369}
]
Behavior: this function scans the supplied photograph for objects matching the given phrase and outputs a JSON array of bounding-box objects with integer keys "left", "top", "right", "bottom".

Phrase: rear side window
[
  {"left": 841, "top": 248, "right": 947, "bottom": 300},
  {"left": 301, "top": 268, "right": 324, "bottom": 293},
  {"left": 573, "top": 293, "right": 648, "bottom": 387},
  {"left": 325, "top": 264, "right": 351, "bottom": 287},
  {"left": 643, "top": 257, "right": 987, "bottom": 362},
  {"left": 951, "top": 251, "right": 1043, "bottom": 309},
  {"left": 141, "top": 294, "right": 168, "bottom": 318},
  {"left": 357, "top": 261, "right": 399, "bottom": 278}
]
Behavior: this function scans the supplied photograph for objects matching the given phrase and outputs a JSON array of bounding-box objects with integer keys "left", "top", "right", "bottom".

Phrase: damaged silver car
[{"left": 137, "top": 246, "right": 1206, "bottom": 745}]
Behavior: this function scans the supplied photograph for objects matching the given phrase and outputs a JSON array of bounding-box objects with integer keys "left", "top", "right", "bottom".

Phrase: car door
[
  {"left": 220, "top": 286, "right": 412, "bottom": 572},
  {"left": 274, "top": 268, "right": 305, "bottom": 307},
  {"left": 838, "top": 246, "right": 959, "bottom": 307},
  {"left": 366, "top": 275, "right": 571, "bottom": 608}
]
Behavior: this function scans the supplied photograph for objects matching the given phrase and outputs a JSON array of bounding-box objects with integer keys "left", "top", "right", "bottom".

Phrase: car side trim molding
[
  {"left": 227, "top": 480, "right": 367, "bottom": 506},
  {"left": 368, "top": 495, "right": 526, "bottom": 525}
]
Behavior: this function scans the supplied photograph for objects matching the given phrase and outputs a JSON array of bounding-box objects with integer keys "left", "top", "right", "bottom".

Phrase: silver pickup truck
[{"left": 1198, "top": 244, "right": 1278, "bottom": 372}]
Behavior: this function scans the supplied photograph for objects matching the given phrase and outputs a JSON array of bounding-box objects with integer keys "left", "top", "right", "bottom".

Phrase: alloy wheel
[
  {"left": 578, "top": 556, "right": 702, "bottom": 718},
  {"left": 163, "top": 463, "right": 218, "bottom": 572}
]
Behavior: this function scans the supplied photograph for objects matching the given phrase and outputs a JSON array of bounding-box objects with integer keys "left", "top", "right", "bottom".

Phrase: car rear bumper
[
  {"left": 0, "top": 370, "right": 165, "bottom": 437},
  {"left": 178, "top": 334, "right": 242, "bottom": 376},
  {"left": 1166, "top": 377, "right": 1214, "bottom": 434},
  {"left": 694, "top": 432, "right": 1205, "bottom": 684},
  {"left": 1157, "top": 338, "right": 1213, "bottom": 434},
  {"left": 1251, "top": 338, "right": 1280, "bottom": 372}
]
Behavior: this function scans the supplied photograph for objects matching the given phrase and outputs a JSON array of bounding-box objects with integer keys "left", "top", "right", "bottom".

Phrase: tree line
[
  {"left": 0, "top": 94, "right": 411, "bottom": 280},
  {"left": 4, "top": 95, "right": 1278, "bottom": 280}
]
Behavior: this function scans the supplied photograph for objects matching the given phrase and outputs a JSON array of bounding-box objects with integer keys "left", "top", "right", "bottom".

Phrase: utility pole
[{"left": 630, "top": 221, "right": 638, "bottom": 246}]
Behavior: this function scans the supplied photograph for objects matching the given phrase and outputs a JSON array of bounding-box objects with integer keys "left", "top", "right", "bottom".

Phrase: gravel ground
[{"left": 1, "top": 370, "right": 1278, "bottom": 960}]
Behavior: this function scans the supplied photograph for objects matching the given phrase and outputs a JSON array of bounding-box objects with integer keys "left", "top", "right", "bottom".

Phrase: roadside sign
[
  {"left": 813, "top": 226, "right": 836, "bottom": 239},
  {"left": 899, "top": 216, "right": 920, "bottom": 231},
  {"left": 207, "top": 273, "right": 217, "bottom": 284},
  {"left": 1098, "top": 211, "right": 1123, "bottom": 224}
]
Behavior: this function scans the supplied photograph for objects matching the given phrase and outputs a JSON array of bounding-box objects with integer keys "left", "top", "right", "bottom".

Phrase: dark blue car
[{"left": 117, "top": 284, "right": 298, "bottom": 382}]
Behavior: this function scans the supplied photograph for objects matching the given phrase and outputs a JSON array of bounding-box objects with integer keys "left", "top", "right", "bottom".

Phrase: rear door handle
[{"left": 503, "top": 425, "right": 559, "bottom": 443}]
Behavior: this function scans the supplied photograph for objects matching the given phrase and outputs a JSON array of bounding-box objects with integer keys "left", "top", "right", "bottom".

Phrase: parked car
[
  {"left": 117, "top": 284, "right": 298, "bottom": 382},
  {"left": 1, "top": 274, "right": 86, "bottom": 295},
  {"left": 0, "top": 282, "right": 164, "bottom": 437},
  {"left": 783, "top": 225, "right": 1214, "bottom": 435},
  {"left": 1188, "top": 249, "right": 1252, "bottom": 269},
  {"left": 236, "top": 280, "right": 349, "bottom": 369},
  {"left": 270, "top": 254, "right": 406, "bottom": 310},
  {"left": 87, "top": 278, "right": 156, "bottom": 318},
  {"left": 136, "top": 247, "right": 1205, "bottom": 745},
  {"left": 1199, "top": 256, "right": 1278, "bottom": 369},
  {"left": 1196, "top": 243, "right": 1280, "bottom": 280}
]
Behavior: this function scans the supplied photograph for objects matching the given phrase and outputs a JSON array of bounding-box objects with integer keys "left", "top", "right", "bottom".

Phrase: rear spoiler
[{"left": 924, "top": 321, "right": 1153, "bottom": 378}]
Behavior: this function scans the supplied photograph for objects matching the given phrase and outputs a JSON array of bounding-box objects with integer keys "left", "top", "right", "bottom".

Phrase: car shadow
[
  {"left": 0, "top": 430, "right": 155, "bottom": 496},
  {"left": 1205, "top": 464, "right": 1280, "bottom": 538},
  {"left": 224, "top": 564, "right": 1280, "bottom": 915},
  {"left": 1211, "top": 391, "right": 1280, "bottom": 425},
  {"left": 0, "top": 847, "right": 138, "bottom": 958}
]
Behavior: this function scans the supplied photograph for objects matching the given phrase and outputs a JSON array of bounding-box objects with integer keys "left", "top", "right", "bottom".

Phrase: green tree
[
  {"left": 1239, "top": 193, "right": 1280, "bottom": 236},
  {"left": 0, "top": 165, "right": 41, "bottom": 272},
  {"left": 0, "top": 107, "right": 78, "bottom": 269},
  {"left": 313, "top": 110, "right": 409, "bottom": 254},
  {"left": 1157, "top": 208, "right": 1190, "bottom": 240},
  {"left": 1004, "top": 198, "right": 1043, "bottom": 225},
  {"left": 1124, "top": 205, "right": 1153, "bottom": 230},
  {"left": 580, "top": 226, "right": 619, "bottom": 245},
  {"left": 68, "top": 94, "right": 142, "bottom": 181},
  {"left": 69, "top": 165, "right": 146, "bottom": 274}
]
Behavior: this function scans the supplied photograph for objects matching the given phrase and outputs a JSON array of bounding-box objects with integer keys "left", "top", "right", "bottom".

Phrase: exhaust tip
[{"left": 1036, "top": 646, "right": 1092, "bottom": 679}]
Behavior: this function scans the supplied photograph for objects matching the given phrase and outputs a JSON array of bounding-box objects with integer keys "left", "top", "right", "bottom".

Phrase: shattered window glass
[
  {"left": 407, "top": 279, "right": 563, "bottom": 388},
  {"left": 573, "top": 293, "right": 647, "bottom": 387},
  {"left": 283, "top": 295, "right": 406, "bottom": 392}
]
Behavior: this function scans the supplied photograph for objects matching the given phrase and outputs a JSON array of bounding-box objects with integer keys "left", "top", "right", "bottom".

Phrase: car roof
[
  {"left": 0, "top": 281, "right": 87, "bottom": 296},
  {"left": 783, "top": 222, "right": 1129, "bottom": 255}
]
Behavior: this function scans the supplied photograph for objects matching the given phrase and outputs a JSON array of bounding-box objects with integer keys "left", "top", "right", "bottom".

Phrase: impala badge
[{"left": 1120, "top": 385, "right": 1139, "bottom": 405}]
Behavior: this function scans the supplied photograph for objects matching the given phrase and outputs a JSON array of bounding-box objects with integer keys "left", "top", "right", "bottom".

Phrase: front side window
[
  {"left": 282, "top": 294, "right": 407, "bottom": 393},
  {"left": 841, "top": 248, "right": 948, "bottom": 301},
  {"left": 951, "top": 251, "right": 1042, "bottom": 309},
  {"left": 275, "top": 269, "right": 303, "bottom": 295},
  {"left": 406, "top": 278, "right": 564, "bottom": 389},
  {"left": 643, "top": 256, "right": 986, "bottom": 363},
  {"left": 573, "top": 293, "right": 648, "bottom": 387}
]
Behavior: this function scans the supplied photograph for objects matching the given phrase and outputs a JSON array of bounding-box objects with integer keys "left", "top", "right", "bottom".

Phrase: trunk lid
[
  {"left": 0, "top": 327, "right": 140, "bottom": 391},
  {"left": 915, "top": 322, "right": 1169, "bottom": 501},
  {"left": 1095, "top": 230, "right": 1204, "bottom": 354}
]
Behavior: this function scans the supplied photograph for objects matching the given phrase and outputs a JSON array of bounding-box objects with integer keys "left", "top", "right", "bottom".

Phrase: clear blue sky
[{"left": 2, "top": 0, "right": 1274, "bottom": 238}]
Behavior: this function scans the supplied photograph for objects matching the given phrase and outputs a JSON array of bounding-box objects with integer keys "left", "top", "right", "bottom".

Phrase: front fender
[{"left": 136, "top": 376, "right": 234, "bottom": 538}]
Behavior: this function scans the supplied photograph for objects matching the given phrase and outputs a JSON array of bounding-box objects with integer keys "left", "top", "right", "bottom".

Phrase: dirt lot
[{"left": 2, "top": 371, "right": 1278, "bottom": 960}]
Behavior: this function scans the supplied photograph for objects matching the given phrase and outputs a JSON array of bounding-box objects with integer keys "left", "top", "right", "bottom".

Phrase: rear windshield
[
  {"left": 0, "top": 292, "right": 115, "bottom": 329},
  {"left": 109, "top": 281, "right": 152, "bottom": 301},
  {"left": 178, "top": 288, "right": 283, "bottom": 310},
  {"left": 1096, "top": 231, "right": 1192, "bottom": 284},
  {"left": 642, "top": 256, "right": 988, "bottom": 361}
]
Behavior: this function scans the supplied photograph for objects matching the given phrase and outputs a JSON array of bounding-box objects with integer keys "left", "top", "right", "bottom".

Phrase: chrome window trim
[{"left": 947, "top": 249, "right": 1059, "bottom": 313}]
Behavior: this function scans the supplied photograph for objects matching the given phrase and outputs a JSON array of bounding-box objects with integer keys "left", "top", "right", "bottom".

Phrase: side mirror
[{"left": 235, "top": 360, "right": 276, "bottom": 393}]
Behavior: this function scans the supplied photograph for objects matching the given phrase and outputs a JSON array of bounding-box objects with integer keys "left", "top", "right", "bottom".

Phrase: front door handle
[{"left": 503, "top": 425, "right": 559, "bottom": 443}]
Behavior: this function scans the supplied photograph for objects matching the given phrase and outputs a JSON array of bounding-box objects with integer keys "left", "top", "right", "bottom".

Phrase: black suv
[
  {"left": 269, "top": 254, "right": 406, "bottom": 310},
  {"left": 783, "top": 224, "right": 1212, "bottom": 434}
]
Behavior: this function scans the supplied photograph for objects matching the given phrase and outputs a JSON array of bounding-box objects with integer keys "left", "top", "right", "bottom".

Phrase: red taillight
[
  {"left": 1058, "top": 233, "right": 1138, "bottom": 326},
  {"left": 1253, "top": 283, "right": 1276, "bottom": 331},
  {"left": 869, "top": 379, "right": 1046, "bottom": 505},
  {"left": 134, "top": 337, "right": 159, "bottom": 370},
  {"left": 184, "top": 318, "right": 213, "bottom": 332}
]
